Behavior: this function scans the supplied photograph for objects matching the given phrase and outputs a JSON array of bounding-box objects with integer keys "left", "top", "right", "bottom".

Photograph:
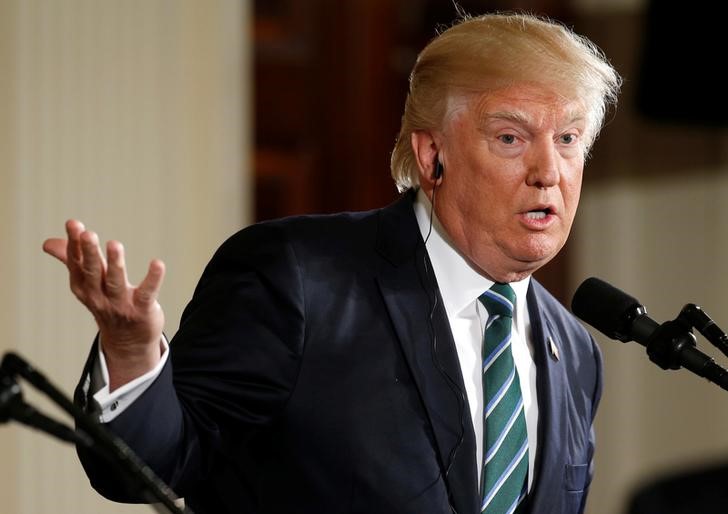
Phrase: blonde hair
[{"left": 390, "top": 13, "right": 621, "bottom": 192}]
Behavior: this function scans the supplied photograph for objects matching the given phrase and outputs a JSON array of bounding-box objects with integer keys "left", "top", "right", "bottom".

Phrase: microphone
[
  {"left": 571, "top": 277, "right": 728, "bottom": 391},
  {"left": 571, "top": 277, "right": 658, "bottom": 345}
]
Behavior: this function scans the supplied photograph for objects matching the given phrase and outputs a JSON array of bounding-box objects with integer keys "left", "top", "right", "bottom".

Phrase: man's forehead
[{"left": 469, "top": 86, "right": 587, "bottom": 127}]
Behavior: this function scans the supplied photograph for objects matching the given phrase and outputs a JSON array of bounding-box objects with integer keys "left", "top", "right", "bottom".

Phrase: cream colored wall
[
  {"left": 0, "top": 1, "right": 250, "bottom": 513},
  {"left": 0, "top": 4, "right": 21, "bottom": 513},
  {"left": 575, "top": 167, "right": 728, "bottom": 514}
]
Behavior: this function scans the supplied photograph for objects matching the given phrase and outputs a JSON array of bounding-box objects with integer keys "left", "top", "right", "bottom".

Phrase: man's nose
[{"left": 525, "top": 139, "right": 560, "bottom": 189}]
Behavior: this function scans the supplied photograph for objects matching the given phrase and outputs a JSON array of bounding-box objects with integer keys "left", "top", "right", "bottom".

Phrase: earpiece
[
  {"left": 433, "top": 157, "right": 444, "bottom": 180},
  {"left": 421, "top": 153, "right": 465, "bottom": 501}
]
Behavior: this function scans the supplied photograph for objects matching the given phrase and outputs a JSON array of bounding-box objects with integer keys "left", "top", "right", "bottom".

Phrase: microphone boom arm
[
  {"left": 1, "top": 352, "right": 193, "bottom": 514},
  {"left": 644, "top": 318, "right": 728, "bottom": 391},
  {"left": 679, "top": 303, "right": 728, "bottom": 360}
]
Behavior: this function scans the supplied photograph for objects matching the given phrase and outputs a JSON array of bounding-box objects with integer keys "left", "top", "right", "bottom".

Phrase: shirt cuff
[{"left": 92, "top": 336, "right": 169, "bottom": 423}]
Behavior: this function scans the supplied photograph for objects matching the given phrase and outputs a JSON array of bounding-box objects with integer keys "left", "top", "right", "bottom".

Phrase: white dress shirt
[{"left": 413, "top": 189, "right": 538, "bottom": 488}]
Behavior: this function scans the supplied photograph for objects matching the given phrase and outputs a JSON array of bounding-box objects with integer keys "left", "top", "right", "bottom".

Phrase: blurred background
[{"left": 1, "top": 0, "right": 727, "bottom": 513}]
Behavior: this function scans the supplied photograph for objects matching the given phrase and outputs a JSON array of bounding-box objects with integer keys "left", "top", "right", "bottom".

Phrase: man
[{"left": 44, "top": 13, "right": 620, "bottom": 514}]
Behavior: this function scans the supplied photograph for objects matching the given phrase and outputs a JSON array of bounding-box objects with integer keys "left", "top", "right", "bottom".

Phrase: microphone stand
[
  {"left": 679, "top": 304, "right": 728, "bottom": 359},
  {"left": 643, "top": 306, "right": 728, "bottom": 392},
  {"left": 0, "top": 352, "right": 193, "bottom": 514}
]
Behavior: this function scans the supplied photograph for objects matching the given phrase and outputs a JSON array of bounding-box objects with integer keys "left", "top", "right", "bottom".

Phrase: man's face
[{"left": 426, "top": 84, "right": 586, "bottom": 283}]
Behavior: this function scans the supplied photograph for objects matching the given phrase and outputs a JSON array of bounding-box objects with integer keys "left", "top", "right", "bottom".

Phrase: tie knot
[{"left": 479, "top": 282, "right": 516, "bottom": 319}]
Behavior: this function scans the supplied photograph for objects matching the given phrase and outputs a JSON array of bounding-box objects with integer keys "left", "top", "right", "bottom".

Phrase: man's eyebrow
[
  {"left": 479, "top": 111, "right": 586, "bottom": 128},
  {"left": 481, "top": 111, "right": 532, "bottom": 125}
]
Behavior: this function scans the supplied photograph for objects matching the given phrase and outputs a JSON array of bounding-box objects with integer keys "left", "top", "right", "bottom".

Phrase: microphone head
[{"left": 571, "top": 277, "right": 645, "bottom": 342}]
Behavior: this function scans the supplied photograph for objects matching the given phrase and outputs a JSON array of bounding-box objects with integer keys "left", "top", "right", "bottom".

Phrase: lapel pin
[{"left": 548, "top": 336, "right": 560, "bottom": 361}]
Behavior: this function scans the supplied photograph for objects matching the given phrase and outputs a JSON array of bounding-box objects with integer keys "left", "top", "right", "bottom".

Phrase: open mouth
[{"left": 524, "top": 207, "right": 553, "bottom": 220}]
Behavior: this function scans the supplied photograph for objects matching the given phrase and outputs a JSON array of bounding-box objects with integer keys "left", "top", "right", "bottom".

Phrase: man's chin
[
  {"left": 480, "top": 255, "right": 552, "bottom": 283},
  {"left": 516, "top": 237, "right": 564, "bottom": 267},
  {"left": 465, "top": 239, "right": 563, "bottom": 282},
  {"left": 508, "top": 250, "right": 560, "bottom": 279}
]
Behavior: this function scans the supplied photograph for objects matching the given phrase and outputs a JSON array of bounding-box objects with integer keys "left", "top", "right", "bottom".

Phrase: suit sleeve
[{"left": 76, "top": 223, "right": 306, "bottom": 502}]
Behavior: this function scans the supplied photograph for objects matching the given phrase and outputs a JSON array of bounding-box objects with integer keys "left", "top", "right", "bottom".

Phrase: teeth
[{"left": 526, "top": 211, "right": 547, "bottom": 220}]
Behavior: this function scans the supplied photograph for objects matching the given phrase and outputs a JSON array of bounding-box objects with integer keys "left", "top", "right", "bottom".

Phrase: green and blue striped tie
[{"left": 479, "top": 283, "right": 528, "bottom": 514}]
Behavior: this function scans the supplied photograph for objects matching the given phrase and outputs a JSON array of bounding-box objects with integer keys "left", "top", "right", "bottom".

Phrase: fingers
[
  {"left": 42, "top": 220, "right": 85, "bottom": 264},
  {"left": 66, "top": 219, "right": 85, "bottom": 265},
  {"left": 48, "top": 220, "right": 107, "bottom": 305},
  {"left": 79, "top": 230, "right": 107, "bottom": 284},
  {"left": 47, "top": 220, "right": 166, "bottom": 314},
  {"left": 105, "top": 240, "right": 129, "bottom": 299},
  {"left": 135, "top": 259, "right": 166, "bottom": 309}
]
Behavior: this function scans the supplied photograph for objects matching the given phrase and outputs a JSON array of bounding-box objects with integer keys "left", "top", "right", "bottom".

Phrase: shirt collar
[{"left": 413, "top": 188, "right": 531, "bottom": 319}]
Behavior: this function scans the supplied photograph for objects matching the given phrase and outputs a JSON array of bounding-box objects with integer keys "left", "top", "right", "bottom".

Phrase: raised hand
[{"left": 43, "top": 220, "right": 166, "bottom": 391}]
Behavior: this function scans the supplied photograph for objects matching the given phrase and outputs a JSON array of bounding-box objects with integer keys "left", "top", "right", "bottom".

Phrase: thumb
[{"left": 43, "top": 238, "right": 69, "bottom": 264}]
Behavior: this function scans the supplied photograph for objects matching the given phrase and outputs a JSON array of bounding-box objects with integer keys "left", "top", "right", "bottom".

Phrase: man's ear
[{"left": 411, "top": 130, "right": 442, "bottom": 187}]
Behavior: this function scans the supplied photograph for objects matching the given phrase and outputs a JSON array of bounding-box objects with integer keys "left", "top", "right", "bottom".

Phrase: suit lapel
[
  {"left": 525, "top": 283, "right": 568, "bottom": 514},
  {"left": 375, "top": 193, "right": 478, "bottom": 514}
]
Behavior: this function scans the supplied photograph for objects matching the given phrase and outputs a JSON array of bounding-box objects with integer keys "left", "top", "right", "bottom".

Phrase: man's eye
[
  {"left": 560, "top": 133, "right": 577, "bottom": 144},
  {"left": 498, "top": 134, "right": 517, "bottom": 144}
]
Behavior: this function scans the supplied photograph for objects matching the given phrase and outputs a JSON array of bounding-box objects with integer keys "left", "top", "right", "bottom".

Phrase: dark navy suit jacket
[{"left": 77, "top": 192, "right": 602, "bottom": 514}]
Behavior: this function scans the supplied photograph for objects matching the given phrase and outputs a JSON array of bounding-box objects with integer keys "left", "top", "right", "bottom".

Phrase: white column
[
  {"left": 0, "top": 1, "right": 251, "bottom": 512},
  {"left": 574, "top": 170, "right": 728, "bottom": 514}
]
